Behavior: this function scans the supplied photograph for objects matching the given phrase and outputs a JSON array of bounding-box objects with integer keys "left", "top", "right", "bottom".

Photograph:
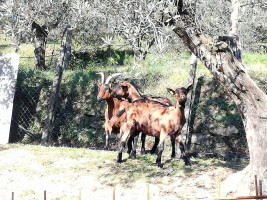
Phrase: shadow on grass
[{"left": 90, "top": 149, "right": 249, "bottom": 188}]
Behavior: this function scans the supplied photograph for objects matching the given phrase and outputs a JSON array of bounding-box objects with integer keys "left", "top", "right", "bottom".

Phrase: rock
[{"left": 210, "top": 125, "right": 239, "bottom": 136}]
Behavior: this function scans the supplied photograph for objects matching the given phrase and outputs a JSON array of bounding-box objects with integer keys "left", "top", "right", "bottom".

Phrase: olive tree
[
  {"left": 0, "top": 0, "right": 70, "bottom": 70},
  {"left": 167, "top": 0, "right": 267, "bottom": 195}
]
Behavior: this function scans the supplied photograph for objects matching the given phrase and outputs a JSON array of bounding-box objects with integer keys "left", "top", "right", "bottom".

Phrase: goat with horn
[{"left": 96, "top": 72, "right": 140, "bottom": 158}]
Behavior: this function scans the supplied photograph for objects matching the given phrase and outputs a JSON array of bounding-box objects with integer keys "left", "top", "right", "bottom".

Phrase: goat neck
[{"left": 126, "top": 83, "right": 142, "bottom": 102}]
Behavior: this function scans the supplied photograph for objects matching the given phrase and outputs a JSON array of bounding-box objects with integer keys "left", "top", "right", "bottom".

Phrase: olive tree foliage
[
  {"left": 194, "top": 0, "right": 267, "bottom": 51},
  {"left": 99, "top": 0, "right": 178, "bottom": 60},
  {"left": 0, "top": 0, "right": 108, "bottom": 56},
  {"left": 0, "top": 0, "right": 70, "bottom": 47},
  {"left": 68, "top": 0, "right": 107, "bottom": 48}
]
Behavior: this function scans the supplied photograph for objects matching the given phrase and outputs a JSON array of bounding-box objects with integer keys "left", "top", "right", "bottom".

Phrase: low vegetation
[{"left": 2, "top": 34, "right": 267, "bottom": 155}]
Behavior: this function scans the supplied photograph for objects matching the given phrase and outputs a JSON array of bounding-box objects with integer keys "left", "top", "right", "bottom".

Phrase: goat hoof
[
  {"left": 103, "top": 146, "right": 108, "bottom": 150},
  {"left": 117, "top": 159, "right": 123, "bottom": 163},
  {"left": 157, "top": 162, "right": 163, "bottom": 168},
  {"left": 184, "top": 158, "right": 191, "bottom": 166},
  {"left": 128, "top": 155, "right": 136, "bottom": 159},
  {"left": 171, "top": 153, "right": 176, "bottom": 158},
  {"left": 150, "top": 150, "right": 156, "bottom": 154},
  {"left": 129, "top": 152, "right": 136, "bottom": 159},
  {"left": 141, "top": 149, "right": 146, "bottom": 155}
]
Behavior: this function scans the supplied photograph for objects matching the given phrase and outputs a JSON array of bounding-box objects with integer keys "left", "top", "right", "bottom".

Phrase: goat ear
[
  {"left": 166, "top": 88, "right": 175, "bottom": 95},
  {"left": 186, "top": 84, "right": 194, "bottom": 93}
]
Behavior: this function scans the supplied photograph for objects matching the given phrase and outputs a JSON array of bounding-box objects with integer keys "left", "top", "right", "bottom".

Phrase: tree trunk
[
  {"left": 182, "top": 53, "right": 197, "bottom": 150},
  {"left": 229, "top": 0, "right": 242, "bottom": 61},
  {"left": 41, "top": 25, "right": 73, "bottom": 145},
  {"left": 171, "top": 9, "right": 267, "bottom": 195},
  {"left": 32, "top": 21, "right": 48, "bottom": 70}
]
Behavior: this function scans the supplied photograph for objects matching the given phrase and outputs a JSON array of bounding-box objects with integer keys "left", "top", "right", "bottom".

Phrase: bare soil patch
[{"left": 0, "top": 144, "right": 248, "bottom": 200}]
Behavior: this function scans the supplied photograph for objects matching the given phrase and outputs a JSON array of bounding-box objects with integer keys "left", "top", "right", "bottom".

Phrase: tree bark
[
  {"left": 41, "top": 25, "right": 73, "bottom": 145},
  {"left": 32, "top": 21, "right": 48, "bottom": 70},
  {"left": 171, "top": 8, "right": 267, "bottom": 195},
  {"left": 182, "top": 53, "right": 197, "bottom": 150},
  {"left": 229, "top": 0, "right": 242, "bottom": 61}
]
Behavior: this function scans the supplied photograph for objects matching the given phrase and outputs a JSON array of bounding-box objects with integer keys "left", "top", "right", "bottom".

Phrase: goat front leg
[
  {"left": 176, "top": 135, "right": 191, "bottom": 166},
  {"left": 156, "top": 132, "right": 167, "bottom": 168},
  {"left": 141, "top": 132, "right": 146, "bottom": 155},
  {"left": 117, "top": 124, "right": 131, "bottom": 163},
  {"left": 171, "top": 136, "right": 176, "bottom": 158},
  {"left": 104, "top": 122, "right": 110, "bottom": 149}
]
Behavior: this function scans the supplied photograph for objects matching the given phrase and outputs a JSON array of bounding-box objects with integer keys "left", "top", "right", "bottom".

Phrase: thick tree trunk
[
  {"left": 41, "top": 25, "right": 73, "bottom": 145},
  {"left": 32, "top": 21, "right": 48, "bottom": 70},
  {"left": 182, "top": 53, "right": 197, "bottom": 149},
  {"left": 171, "top": 11, "right": 267, "bottom": 195}
]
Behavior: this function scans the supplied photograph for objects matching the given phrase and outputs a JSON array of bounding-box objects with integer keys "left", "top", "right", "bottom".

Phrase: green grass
[
  {"left": 0, "top": 144, "right": 249, "bottom": 185},
  {"left": 243, "top": 52, "right": 267, "bottom": 66}
]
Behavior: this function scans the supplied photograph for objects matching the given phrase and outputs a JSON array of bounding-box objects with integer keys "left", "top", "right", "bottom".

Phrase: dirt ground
[{"left": 0, "top": 144, "right": 246, "bottom": 200}]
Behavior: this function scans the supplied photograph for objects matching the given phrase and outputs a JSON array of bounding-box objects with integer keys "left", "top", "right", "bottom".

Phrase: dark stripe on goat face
[{"left": 175, "top": 87, "right": 188, "bottom": 105}]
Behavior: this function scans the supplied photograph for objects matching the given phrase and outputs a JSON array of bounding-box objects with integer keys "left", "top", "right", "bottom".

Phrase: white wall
[{"left": 0, "top": 53, "right": 20, "bottom": 144}]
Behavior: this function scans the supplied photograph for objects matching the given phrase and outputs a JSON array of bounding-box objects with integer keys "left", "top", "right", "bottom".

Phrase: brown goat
[
  {"left": 96, "top": 72, "right": 139, "bottom": 157},
  {"left": 111, "top": 80, "right": 177, "bottom": 157},
  {"left": 117, "top": 84, "right": 193, "bottom": 167}
]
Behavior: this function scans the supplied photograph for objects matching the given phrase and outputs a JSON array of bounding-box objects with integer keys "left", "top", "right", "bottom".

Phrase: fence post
[
  {"left": 259, "top": 180, "right": 263, "bottom": 200},
  {"left": 12, "top": 192, "right": 14, "bottom": 200},
  {"left": 113, "top": 185, "right": 115, "bottom": 200},
  {"left": 44, "top": 190, "right": 46, "bottom": 200},
  {"left": 41, "top": 25, "right": 73, "bottom": 145},
  {"left": 78, "top": 189, "right": 81, "bottom": 200},
  {"left": 147, "top": 184, "right": 150, "bottom": 200},
  {"left": 217, "top": 177, "right": 221, "bottom": 199},
  {"left": 255, "top": 175, "right": 259, "bottom": 200}
]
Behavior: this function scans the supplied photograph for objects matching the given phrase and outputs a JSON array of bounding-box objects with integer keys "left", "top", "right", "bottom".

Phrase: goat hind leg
[
  {"left": 151, "top": 137, "right": 159, "bottom": 154},
  {"left": 129, "top": 132, "right": 139, "bottom": 159},
  {"left": 156, "top": 133, "right": 167, "bottom": 168}
]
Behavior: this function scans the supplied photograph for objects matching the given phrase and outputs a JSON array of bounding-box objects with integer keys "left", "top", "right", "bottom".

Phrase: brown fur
[
  {"left": 112, "top": 81, "right": 173, "bottom": 105},
  {"left": 112, "top": 80, "right": 174, "bottom": 155},
  {"left": 117, "top": 85, "right": 193, "bottom": 167},
  {"left": 97, "top": 83, "right": 129, "bottom": 148}
]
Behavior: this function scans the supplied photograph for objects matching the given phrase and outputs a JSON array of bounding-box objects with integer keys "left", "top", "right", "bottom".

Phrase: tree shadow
[{"left": 69, "top": 48, "right": 134, "bottom": 69}]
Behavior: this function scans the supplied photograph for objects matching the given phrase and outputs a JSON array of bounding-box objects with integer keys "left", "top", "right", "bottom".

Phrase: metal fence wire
[
  {"left": 9, "top": 56, "right": 53, "bottom": 143},
  {"left": 9, "top": 54, "right": 106, "bottom": 146}
]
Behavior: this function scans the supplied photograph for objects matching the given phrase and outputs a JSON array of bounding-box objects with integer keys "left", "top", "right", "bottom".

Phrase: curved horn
[
  {"left": 96, "top": 72, "right": 105, "bottom": 84},
  {"left": 105, "top": 73, "right": 122, "bottom": 84}
]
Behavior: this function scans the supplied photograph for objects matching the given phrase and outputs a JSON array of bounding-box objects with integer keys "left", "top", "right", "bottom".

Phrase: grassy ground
[{"left": 0, "top": 144, "right": 248, "bottom": 200}]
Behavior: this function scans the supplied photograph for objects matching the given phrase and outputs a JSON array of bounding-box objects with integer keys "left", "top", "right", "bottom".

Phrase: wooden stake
[
  {"left": 147, "top": 184, "right": 150, "bottom": 200},
  {"left": 185, "top": 185, "right": 188, "bottom": 200},
  {"left": 44, "top": 190, "right": 46, "bottom": 200},
  {"left": 217, "top": 195, "right": 267, "bottom": 200},
  {"left": 255, "top": 175, "right": 259, "bottom": 200},
  {"left": 113, "top": 185, "right": 115, "bottom": 200},
  {"left": 78, "top": 189, "right": 81, "bottom": 200},
  {"left": 12, "top": 192, "right": 14, "bottom": 200},
  {"left": 217, "top": 177, "right": 221, "bottom": 198},
  {"left": 259, "top": 180, "right": 263, "bottom": 200}
]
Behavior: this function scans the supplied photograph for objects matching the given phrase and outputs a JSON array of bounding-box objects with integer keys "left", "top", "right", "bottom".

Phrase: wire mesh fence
[{"left": 9, "top": 56, "right": 53, "bottom": 143}]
